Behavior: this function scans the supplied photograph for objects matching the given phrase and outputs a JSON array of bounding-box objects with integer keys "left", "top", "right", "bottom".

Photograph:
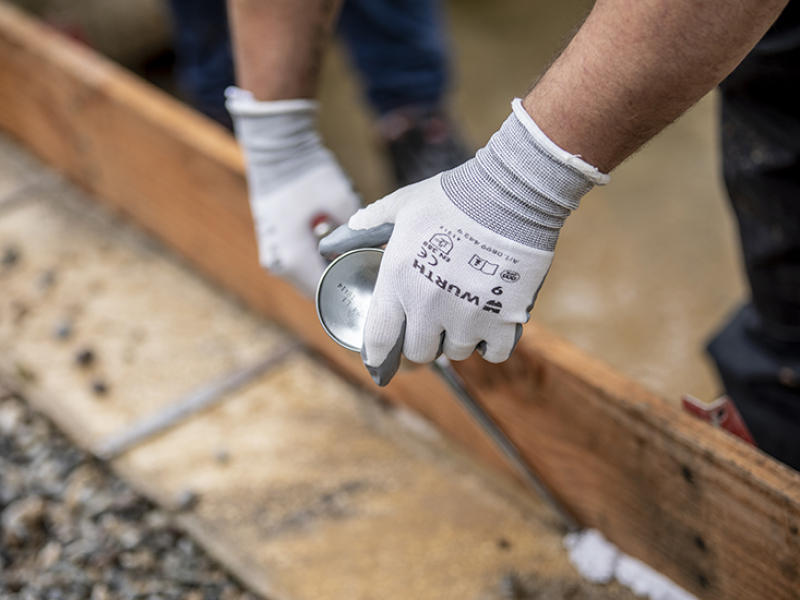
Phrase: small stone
[
  {"left": 38, "top": 540, "right": 62, "bottom": 568},
  {"left": 174, "top": 489, "right": 200, "bottom": 512},
  {"left": 90, "top": 584, "right": 110, "bottom": 600},
  {"left": 144, "top": 509, "right": 170, "bottom": 531},
  {"left": 0, "top": 466, "right": 25, "bottom": 505},
  {"left": 1, "top": 495, "right": 46, "bottom": 546},
  {"left": 75, "top": 349, "right": 95, "bottom": 368},
  {"left": 118, "top": 548, "right": 155, "bottom": 570},
  {"left": 201, "top": 583, "right": 223, "bottom": 600},
  {"left": 176, "top": 536, "right": 197, "bottom": 557},
  {"left": 0, "top": 397, "right": 26, "bottom": 434},
  {"left": 84, "top": 490, "right": 115, "bottom": 518},
  {"left": 46, "top": 502, "right": 79, "bottom": 544},
  {"left": 63, "top": 538, "right": 99, "bottom": 565},
  {"left": 119, "top": 527, "right": 142, "bottom": 550},
  {"left": 91, "top": 379, "right": 109, "bottom": 397},
  {"left": 64, "top": 465, "right": 101, "bottom": 512}
]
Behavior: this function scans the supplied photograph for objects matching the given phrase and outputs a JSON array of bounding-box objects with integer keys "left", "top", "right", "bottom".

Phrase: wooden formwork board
[{"left": 0, "top": 3, "right": 798, "bottom": 599}]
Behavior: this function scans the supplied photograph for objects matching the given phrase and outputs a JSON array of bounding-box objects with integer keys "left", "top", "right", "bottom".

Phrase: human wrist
[{"left": 441, "top": 99, "right": 609, "bottom": 252}]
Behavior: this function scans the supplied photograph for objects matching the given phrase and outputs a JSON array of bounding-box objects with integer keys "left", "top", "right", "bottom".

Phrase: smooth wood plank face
[{"left": 1, "top": 4, "right": 799, "bottom": 598}]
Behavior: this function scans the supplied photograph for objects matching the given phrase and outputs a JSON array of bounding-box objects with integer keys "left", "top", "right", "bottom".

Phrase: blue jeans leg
[
  {"left": 337, "top": 0, "right": 451, "bottom": 115},
  {"left": 167, "top": 0, "right": 235, "bottom": 128}
]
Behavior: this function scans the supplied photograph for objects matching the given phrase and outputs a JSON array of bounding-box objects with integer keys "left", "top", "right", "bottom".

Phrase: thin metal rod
[
  {"left": 93, "top": 341, "right": 301, "bottom": 460},
  {"left": 432, "top": 356, "right": 580, "bottom": 532}
]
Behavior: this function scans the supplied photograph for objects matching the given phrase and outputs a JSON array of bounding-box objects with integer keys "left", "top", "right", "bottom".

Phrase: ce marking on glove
[
  {"left": 417, "top": 246, "right": 440, "bottom": 267},
  {"left": 422, "top": 233, "right": 453, "bottom": 264}
]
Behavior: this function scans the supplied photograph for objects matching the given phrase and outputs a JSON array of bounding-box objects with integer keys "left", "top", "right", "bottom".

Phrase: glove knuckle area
[
  {"left": 402, "top": 319, "right": 444, "bottom": 364},
  {"left": 475, "top": 326, "right": 517, "bottom": 364},
  {"left": 441, "top": 331, "right": 481, "bottom": 362}
]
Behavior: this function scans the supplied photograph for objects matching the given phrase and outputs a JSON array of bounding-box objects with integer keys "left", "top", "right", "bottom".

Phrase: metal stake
[{"left": 432, "top": 356, "right": 580, "bottom": 532}]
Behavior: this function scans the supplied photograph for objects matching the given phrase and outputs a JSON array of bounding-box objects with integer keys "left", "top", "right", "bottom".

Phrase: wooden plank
[{"left": 0, "top": 4, "right": 798, "bottom": 598}]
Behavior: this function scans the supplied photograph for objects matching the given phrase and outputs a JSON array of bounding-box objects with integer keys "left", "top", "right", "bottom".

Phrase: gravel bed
[{"left": 0, "top": 383, "right": 260, "bottom": 600}]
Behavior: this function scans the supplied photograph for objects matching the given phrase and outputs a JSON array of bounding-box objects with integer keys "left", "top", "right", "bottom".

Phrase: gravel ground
[{"left": 0, "top": 383, "right": 259, "bottom": 600}]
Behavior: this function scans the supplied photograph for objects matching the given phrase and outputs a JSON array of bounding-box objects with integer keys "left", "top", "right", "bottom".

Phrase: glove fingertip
[{"left": 361, "top": 320, "right": 405, "bottom": 386}]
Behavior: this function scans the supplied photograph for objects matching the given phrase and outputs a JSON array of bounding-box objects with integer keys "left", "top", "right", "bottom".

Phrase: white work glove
[
  {"left": 226, "top": 87, "right": 361, "bottom": 297},
  {"left": 320, "top": 99, "right": 609, "bottom": 385}
]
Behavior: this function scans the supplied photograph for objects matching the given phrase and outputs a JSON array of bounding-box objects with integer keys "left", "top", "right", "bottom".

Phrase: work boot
[
  {"left": 378, "top": 105, "right": 472, "bottom": 188},
  {"left": 707, "top": 303, "right": 800, "bottom": 471}
]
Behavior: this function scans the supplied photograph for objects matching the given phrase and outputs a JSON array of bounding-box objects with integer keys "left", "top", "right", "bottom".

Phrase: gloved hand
[
  {"left": 226, "top": 87, "right": 361, "bottom": 298},
  {"left": 320, "top": 99, "right": 609, "bottom": 385}
]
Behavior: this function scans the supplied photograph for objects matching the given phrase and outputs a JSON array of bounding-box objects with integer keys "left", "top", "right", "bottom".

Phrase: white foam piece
[
  {"left": 615, "top": 554, "right": 698, "bottom": 600},
  {"left": 563, "top": 528, "right": 619, "bottom": 584},
  {"left": 564, "top": 529, "right": 698, "bottom": 600}
]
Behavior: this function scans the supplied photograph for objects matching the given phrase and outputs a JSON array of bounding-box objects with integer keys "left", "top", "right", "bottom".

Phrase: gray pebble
[
  {"left": 2, "top": 495, "right": 46, "bottom": 546},
  {"left": 0, "top": 397, "right": 26, "bottom": 434}
]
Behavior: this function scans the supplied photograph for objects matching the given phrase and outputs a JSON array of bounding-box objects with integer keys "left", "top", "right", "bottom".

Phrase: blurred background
[{"left": 8, "top": 0, "right": 747, "bottom": 405}]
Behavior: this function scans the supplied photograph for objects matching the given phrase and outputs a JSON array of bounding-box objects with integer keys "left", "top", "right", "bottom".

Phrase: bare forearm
[
  {"left": 226, "top": 0, "right": 343, "bottom": 100},
  {"left": 524, "top": 0, "right": 789, "bottom": 173}
]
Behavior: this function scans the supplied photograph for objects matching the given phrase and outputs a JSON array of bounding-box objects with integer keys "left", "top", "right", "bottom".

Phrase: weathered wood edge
[{"left": 1, "top": 4, "right": 798, "bottom": 598}]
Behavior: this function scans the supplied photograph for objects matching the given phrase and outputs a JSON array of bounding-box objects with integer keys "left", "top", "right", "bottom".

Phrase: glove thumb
[
  {"left": 318, "top": 222, "right": 394, "bottom": 259},
  {"left": 318, "top": 187, "right": 406, "bottom": 258}
]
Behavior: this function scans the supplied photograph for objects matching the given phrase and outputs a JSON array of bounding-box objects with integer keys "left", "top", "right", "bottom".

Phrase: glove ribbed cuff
[
  {"left": 225, "top": 87, "right": 334, "bottom": 197},
  {"left": 441, "top": 99, "right": 609, "bottom": 251}
]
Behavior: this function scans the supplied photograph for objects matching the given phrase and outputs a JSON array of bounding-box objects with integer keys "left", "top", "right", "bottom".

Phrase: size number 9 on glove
[{"left": 320, "top": 174, "right": 553, "bottom": 386}]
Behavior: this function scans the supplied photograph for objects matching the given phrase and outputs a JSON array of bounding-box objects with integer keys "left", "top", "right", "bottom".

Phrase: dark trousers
[
  {"left": 167, "top": 0, "right": 449, "bottom": 126},
  {"left": 708, "top": 1, "right": 800, "bottom": 470}
]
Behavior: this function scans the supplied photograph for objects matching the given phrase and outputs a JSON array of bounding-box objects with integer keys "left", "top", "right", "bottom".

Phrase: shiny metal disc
[{"left": 316, "top": 248, "right": 384, "bottom": 352}]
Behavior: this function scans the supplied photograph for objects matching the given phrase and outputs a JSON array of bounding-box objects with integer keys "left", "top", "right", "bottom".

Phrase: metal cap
[{"left": 316, "top": 248, "right": 384, "bottom": 352}]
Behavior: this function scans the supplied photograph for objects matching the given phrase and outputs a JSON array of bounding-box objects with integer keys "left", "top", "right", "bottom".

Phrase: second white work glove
[
  {"left": 226, "top": 87, "right": 361, "bottom": 297},
  {"left": 320, "top": 99, "right": 609, "bottom": 385}
]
